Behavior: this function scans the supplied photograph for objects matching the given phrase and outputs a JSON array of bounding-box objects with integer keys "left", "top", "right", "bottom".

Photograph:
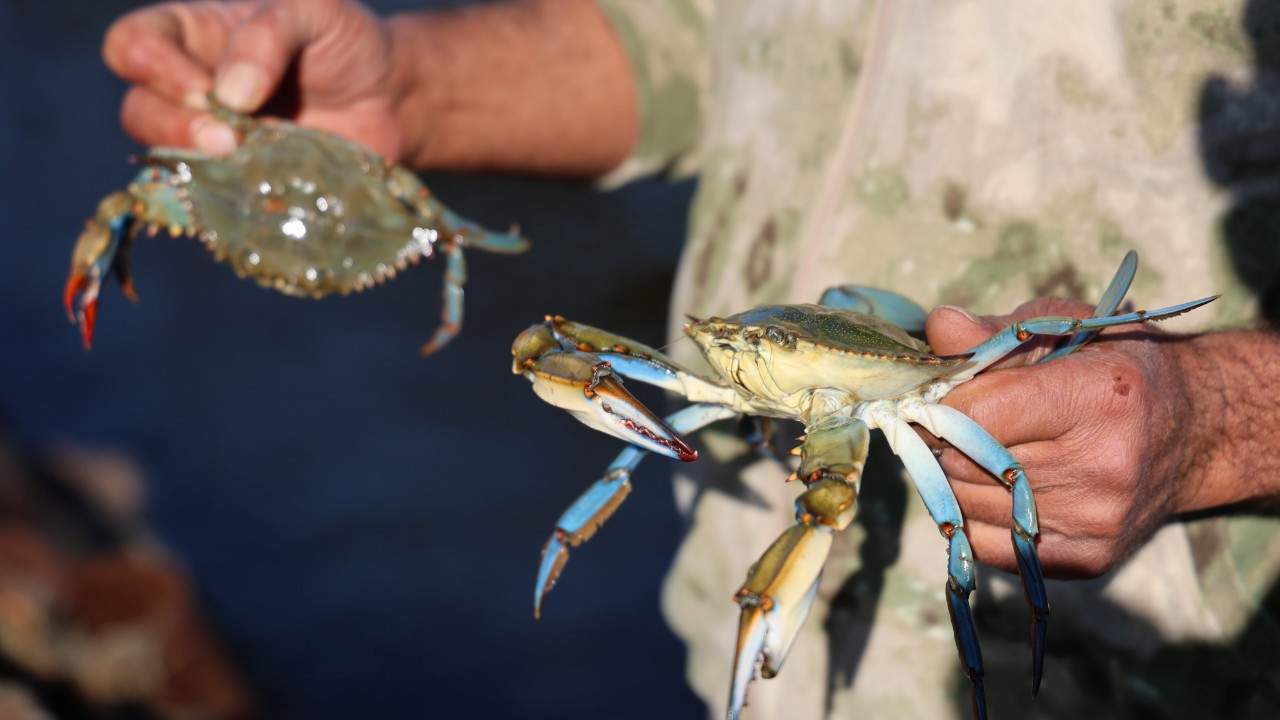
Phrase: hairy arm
[
  {"left": 1173, "top": 328, "right": 1280, "bottom": 512},
  {"left": 925, "top": 301, "right": 1280, "bottom": 578},
  {"left": 104, "top": 0, "right": 637, "bottom": 175}
]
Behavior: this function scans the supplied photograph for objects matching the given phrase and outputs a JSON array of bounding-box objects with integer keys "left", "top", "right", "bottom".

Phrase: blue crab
[
  {"left": 64, "top": 103, "right": 527, "bottom": 353},
  {"left": 510, "top": 252, "right": 1215, "bottom": 719}
]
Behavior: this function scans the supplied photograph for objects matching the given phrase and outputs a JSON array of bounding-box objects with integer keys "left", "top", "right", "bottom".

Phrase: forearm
[
  {"left": 386, "top": 0, "right": 637, "bottom": 175},
  {"left": 1173, "top": 329, "right": 1280, "bottom": 513}
]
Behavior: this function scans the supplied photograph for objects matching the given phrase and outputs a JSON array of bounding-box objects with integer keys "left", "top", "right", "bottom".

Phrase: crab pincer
[
  {"left": 513, "top": 319, "right": 699, "bottom": 460},
  {"left": 64, "top": 193, "right": 139, "bottom": 349}
]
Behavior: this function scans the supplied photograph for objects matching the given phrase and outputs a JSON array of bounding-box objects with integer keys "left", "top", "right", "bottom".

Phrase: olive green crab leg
[{"left": 729, "top": 419, "right": 869, "bottom": 720}]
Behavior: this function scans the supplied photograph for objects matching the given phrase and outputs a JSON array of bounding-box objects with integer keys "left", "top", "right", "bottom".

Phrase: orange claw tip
[
  {"left": 78, "top": 300, "right": 98, "bottom": 350},
  {"left": 63, "top": 271, "right": 88, "bottom": 323}
]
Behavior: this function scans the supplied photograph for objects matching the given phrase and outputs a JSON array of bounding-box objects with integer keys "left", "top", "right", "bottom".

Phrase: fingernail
[
  {"left": 182, "top": 91, "right": 210, "bottom": 110},
  {"left": 937, "top": 305, "right": 982, "bottom": 325},
  {"left": 191, "top": 116, "right": 237, "bottom": 155},
  {"left": 215, "top": 61, "right": 267, "bottom": 111}
]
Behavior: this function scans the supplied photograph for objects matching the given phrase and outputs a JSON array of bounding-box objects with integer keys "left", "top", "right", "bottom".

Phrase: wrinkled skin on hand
[
  {"left": 104, "top": 0, "right": 402, "bottom": 158},
  {"left": 925, "top": 299, "right": 1206, "bottom": 579}
]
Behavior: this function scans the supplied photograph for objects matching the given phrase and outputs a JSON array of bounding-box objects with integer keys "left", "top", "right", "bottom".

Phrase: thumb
[
  {"left": 925, "top": 305, "right": 997, "bottom": 356},
  {"left": 213, "top": 0, "right": 326, "bottom": 112}
]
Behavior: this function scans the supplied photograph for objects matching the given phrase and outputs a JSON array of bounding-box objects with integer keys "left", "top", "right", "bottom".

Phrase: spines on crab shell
[{"left": 211, "top": 223, "right": 438, "bottom": 300}]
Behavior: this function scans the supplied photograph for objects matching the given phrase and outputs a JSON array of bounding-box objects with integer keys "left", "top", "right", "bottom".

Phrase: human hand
[
  {"left": 923, "top": 299, "right": 1206, "bottom": 579},
  {"left": 104, "top": 0, "right": 404, "bottom": 159}
]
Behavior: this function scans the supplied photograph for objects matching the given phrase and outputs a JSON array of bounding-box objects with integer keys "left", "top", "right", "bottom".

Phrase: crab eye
[{"left": 764, "top": 326, "right": 795, "bottom": 348}]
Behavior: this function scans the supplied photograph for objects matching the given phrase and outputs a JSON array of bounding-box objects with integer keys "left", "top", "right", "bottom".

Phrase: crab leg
[
  {"left": 419, "top": 241, "right": 466, "bottom": 355},
  {"left": 412, "top": 200, "right": 528, "bottom": 356},
  {"left": 1039, "top": 251, "right": 1137, "bottom": 363},
  {"left": 728, "top": 420, "right": 868, "bottom": 720},
  {"left": 818, "top": 285, "right": 929, "bottom": 333},
  {"left": 906, "top": 401, "right": 1049, "bottom": 697},
  {"left": 864, "top": 401, "right": 987, "bottom": 720},
  {"left": 939, "top": 295, "right": 1218, "bottom": 386},
  {"left": 535, "top": 402, "right": 737, "bottom": 617},
  {"left": 381, "top": 164, "right": 527, "bottom": 354}
]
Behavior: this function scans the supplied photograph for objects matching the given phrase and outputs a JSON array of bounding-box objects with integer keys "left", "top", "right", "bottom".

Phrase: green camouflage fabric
[{"left": 596, "top": 0, "right": 1280, "bottom": 718}]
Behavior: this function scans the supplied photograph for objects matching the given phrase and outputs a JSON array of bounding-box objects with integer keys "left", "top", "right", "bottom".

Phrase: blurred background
[{"left": 0, "top": 0, "right": 703, "bottom": 717}]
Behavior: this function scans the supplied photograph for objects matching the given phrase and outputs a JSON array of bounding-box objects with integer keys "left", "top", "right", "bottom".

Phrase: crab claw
[
  {"left": 63, "top": 269, "right": 102, "bottom": 349},
  {"left": 518, "top": 344, "right": 696, "bottom": 461},
  {"left": 729, "top": 523, "right": 833, "bottom": 719},
  {"left": 65, "top": 193, "right": 135, "bottom": 350}
]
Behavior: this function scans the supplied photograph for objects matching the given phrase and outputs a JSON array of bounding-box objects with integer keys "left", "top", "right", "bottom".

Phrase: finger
[
  {"left": 937, "top": 360, "right": 1094, "bottom": 449},
  {"left": 120, "top": 86, "right": 207, "bottom": 148},
  {"left": 926, "top": 305, "right": 1000, "bottom": 356},
  {"left": 927, "top": 299, "right": 1102, "bottom": 370},
  {"left": 945, "top": 437, "right": 1136, "bottom": 544},
  {"left": 928, "top": 304, "right": 1057, "bottom": 371},
  {"left": 214, "top": 0, "right": 334, "bottom": 112},
  {"left": 104, "top": 4, "right": 231, "bottom": 108},
  {"left": 963, "top": 518, "right": 1117, "bottom": 580},
  {"left": 120, "top": 87, "right": 238, "bottom": 154},
  {"left": 958, "top": 520, "right": 1019, "bottom": 573},
  {"left": 947, "top": 478, "right": 1012, "bottom": 526}
]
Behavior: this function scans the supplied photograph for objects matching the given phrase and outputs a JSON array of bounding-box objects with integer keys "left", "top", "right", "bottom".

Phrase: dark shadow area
[
  {"left": 947, "top": 569, "right": 1280, "bottom": 720},
  {"left": 822, "top": 435, "right": 908, "bottom": 714},
  {"left": 1197, "top": 1, "right": 1280, "bottom": 322},
  {"left": 0, "top": 1, "right": 702, "bottom": 718}
]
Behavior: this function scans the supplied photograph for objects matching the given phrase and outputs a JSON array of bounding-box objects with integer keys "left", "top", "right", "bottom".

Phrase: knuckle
[
  {"left": 1070, "top": 546, "right": 1115, "bottom": 579},
  {"left": 102, "top": 15, "right": 144, "bottom": 71}
]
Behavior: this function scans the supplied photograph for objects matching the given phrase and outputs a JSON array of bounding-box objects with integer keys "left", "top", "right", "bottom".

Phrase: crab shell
[{"left": 137, "top": 118, "right": 476, "bottom": 297}]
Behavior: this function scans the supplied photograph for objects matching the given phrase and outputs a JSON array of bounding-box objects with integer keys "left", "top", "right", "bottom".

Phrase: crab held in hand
[
  {"left": 511, "top": 252, "right": 1216, "bottom": 720},
  {"left": 65, "top": 103, "right": 528, "bottom": 353}
]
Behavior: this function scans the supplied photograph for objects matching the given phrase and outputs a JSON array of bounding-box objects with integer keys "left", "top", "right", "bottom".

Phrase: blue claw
[
  {"left": 946, "top": 528, "right": 986, "bottom": 720},
  {"left": 1012, "top": 480, "right": 1049, "bottom": 696},
  {"left": 818, "top": 284, "right": 929, "bottom": 332}
]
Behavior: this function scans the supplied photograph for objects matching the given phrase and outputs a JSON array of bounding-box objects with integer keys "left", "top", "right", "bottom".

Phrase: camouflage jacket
[{"left": 597, "top": 0, "right": 1280, "bottom": 718}]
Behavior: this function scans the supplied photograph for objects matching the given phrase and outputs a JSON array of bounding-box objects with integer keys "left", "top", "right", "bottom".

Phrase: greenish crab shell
[
  {"left": 138, "top": 119, "right": 447, "bottom": 298},
  {"left": 685, "top": 304, "right": 965, "bottom": 410}
]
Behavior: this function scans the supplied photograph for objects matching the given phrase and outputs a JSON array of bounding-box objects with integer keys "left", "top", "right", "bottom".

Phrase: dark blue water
[{"left": 1, "top": 2, "right": 703, "bottom": 717}]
